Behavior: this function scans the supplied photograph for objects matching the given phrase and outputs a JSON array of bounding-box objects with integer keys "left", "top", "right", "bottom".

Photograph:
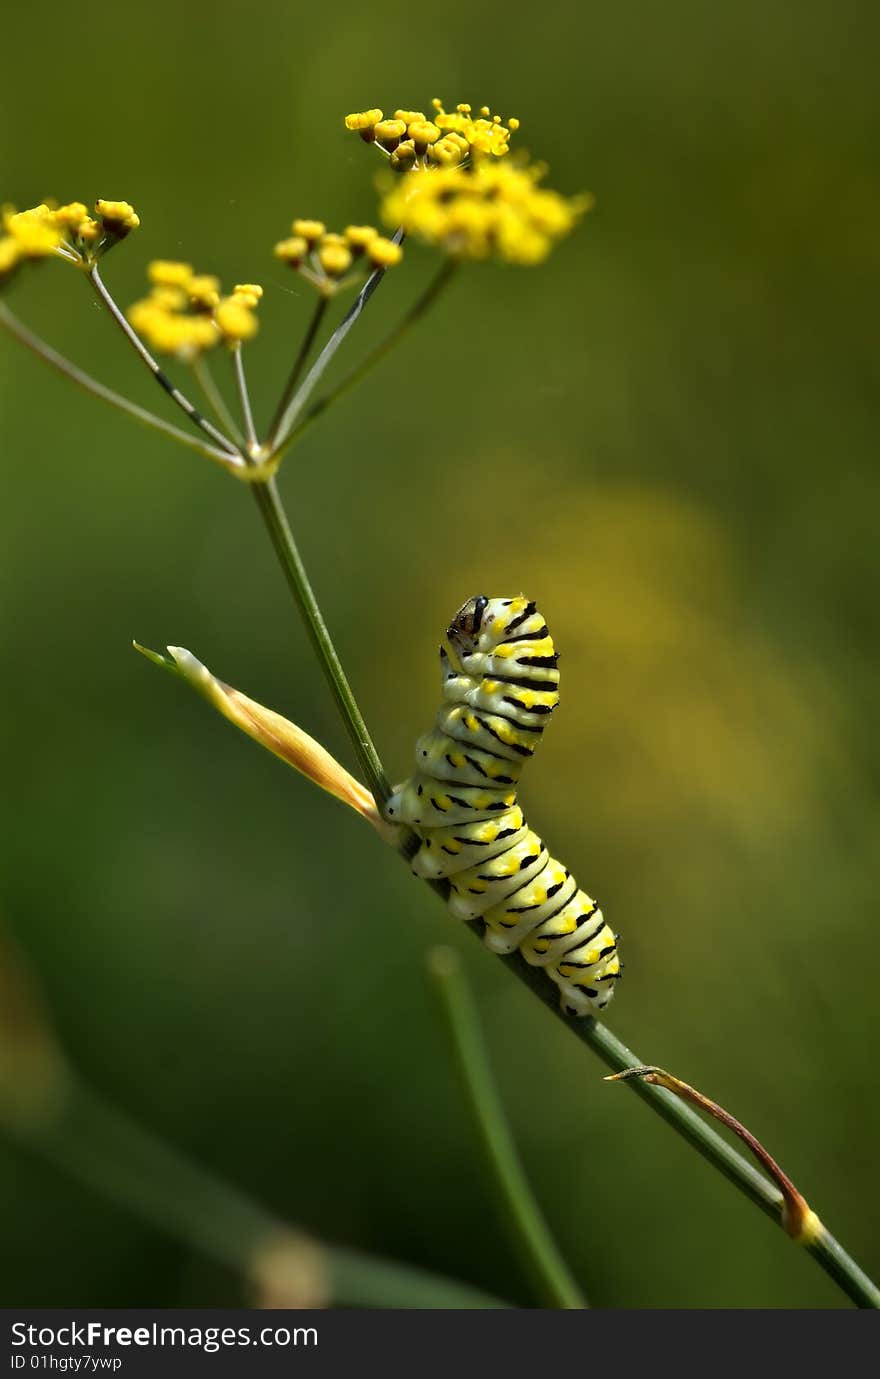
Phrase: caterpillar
[{"left": 385, "top": 595, "right": 621, "bottom": 1016}]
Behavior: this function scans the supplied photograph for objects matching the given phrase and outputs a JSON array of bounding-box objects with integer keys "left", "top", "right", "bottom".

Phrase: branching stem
[
  {"left": 191, "top": 354, "right": 244, "bottom": 447},
  {"left": 283, "top": 259, "right": 457, "bottom": 449},
  {"left": 267, "top": 294, "right": 329, "bottom": 448},
  {"left": 0, "top": 302, "right": 237, "bottom": 469},
  {"left": 88, "top": 265, "right": 241, "bottom": 459}
]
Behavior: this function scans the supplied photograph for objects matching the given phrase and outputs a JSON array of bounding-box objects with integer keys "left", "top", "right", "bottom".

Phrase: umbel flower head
[
  {"left": 0, "top": 198, "right": 139, "bottom": 287},
  {"left": 127, "top": 262, "right": 262, "bottom": 360},
  {"left": 344, "top": 100, "right": 519, "bottom": 171},
  {"left": 381, "top": 157, "right": 590, "bottom": 265},
  {"left": 274, "top": 218, "right": 402, "bottom": 295}
]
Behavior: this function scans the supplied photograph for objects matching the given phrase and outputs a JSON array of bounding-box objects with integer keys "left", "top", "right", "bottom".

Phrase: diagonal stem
[
  {"left": 232, "top": 345, "right": 258, "bottom": 453},
  {"left": 282, "top": 259, "right": 457, "bottom": 451},
  {"left": 266, "top": 293, "right": 329, "bottom": 448},
  {"left": 88, "top": 265, "right": 242, "bottom": 460},
  {"left": 270, "top": 229, "right": 404, "bottom": 449},
  {"left": 191, "top": 354, "right": 244, "bottom": 447},
  {"left": 429, "top": 945, "right": 587, "bottom": 1309},
  {"left": 0, "top": 302, "right": 239, "bottom": 470},
  {"left": 249, "top": 476, "right": 391, "bottom": 806}
]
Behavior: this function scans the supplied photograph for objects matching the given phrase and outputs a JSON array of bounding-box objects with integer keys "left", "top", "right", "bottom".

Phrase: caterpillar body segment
[
  {"left": 385, "top": 595, "right": 621, "bottom": 1016},
  {"left": 408, "top": 805, "right": 529, "bottom": 879}
]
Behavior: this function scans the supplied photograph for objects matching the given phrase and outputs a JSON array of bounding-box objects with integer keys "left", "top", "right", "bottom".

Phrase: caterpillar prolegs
[{"left": 385, "top": 596, "right": 621, "bottom": 1016}]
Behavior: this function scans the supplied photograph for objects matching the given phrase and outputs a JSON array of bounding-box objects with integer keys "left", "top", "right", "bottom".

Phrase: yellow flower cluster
[
  {"left": 273, "top": 219, "right": 402, "bottom": 294},
  {"left": 344, "top": 101, "right": 519, "bottom": 170},
  {"left": 381, "top": 159, "right": 589, "bottom": 264},
  {"left": 0, "top": 198, "right": 140, "bottom": 286},
  {"left": 127, "top": 262, "right": 262, "bottom": 359}
]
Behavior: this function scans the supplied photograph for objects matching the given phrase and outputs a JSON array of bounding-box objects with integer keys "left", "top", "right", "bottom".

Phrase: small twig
[
  {"left": 0, "top": 302, "right": 240, "bottom": 471},
  {"left": 429, "top": 945, "right": 587, "bottom": 1309},
  {"left": 266, "top": 293, "right": 329, "bottom": 448},
  {"left": 602, "top": 1064, "right": 880, "bottom": 1306},
  {"left": 284, "top": 259, "right": 457, "bottom": 449},
  {"left": 191, "top": 354, "right": 245, "bottom": 447},
  {"left": 88, "top": 265, "right": 242, "bottom": 459},
  {"left": 232, "top": 345, "right": 258, "bottom": 454},
  {"left": 607, "top": 1066, "right": 817, "bottom": 1240}
]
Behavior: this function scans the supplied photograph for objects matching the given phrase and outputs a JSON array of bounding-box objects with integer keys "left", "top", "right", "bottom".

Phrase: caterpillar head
[{"left": 446, "top": 594, "right": 490, "bottom": 654}]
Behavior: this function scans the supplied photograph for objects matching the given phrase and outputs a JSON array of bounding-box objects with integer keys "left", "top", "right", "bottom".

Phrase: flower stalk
[{"left": 429, "top": 945, "right": 587, "bottom": 1309}]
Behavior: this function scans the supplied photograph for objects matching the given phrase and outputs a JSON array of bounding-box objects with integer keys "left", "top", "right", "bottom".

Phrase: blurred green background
[{"left": 1, "top": 0, "right": 878, "bottom": 1309}]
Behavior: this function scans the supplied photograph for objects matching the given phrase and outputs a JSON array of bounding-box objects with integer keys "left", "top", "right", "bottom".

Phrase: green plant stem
[
  {"left": 280, "top": 259, "right": 458, "bottom": 451},
  {"left": 252, "top": 476, "right": 880, "bottom": 1310},
  {"left": 267, "top": 294, "right": 329, "bottom": 448},
  {"left": 88, "top": 265, "right": 241, "bottom": 459},
  {"left": 486, "top": 942, "right": 880, "bottom": 1309},
  {"left": 270, "top": 230, "right": 404, "bottom": 449},
  {"left": 249, "top": 476, "right": 391, "bottom": 806},
  {"left": 429, "top": 946, "right": 587, "bottom": 1309},
  {"left": 20, "top": 1077, "right": 506, "bottom": 1309},
  {"left": 191, "top": 354, "right": 244, "bottom": 447},
  {"left": 232, "top": 345, "right": 258, "bottom": 453},
  {"left": 0, "top": 302, "right": 236, "bottom": 468}
]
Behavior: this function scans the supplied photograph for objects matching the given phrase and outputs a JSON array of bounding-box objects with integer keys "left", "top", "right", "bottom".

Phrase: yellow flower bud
[
  {"left": 274, "top": 236, "right": 309, "bottom": 267},
  {"left": 95, "top": 199, "right": 140, "bottom": 235},
  {"left": 4, "top": 206, "right": 63, "bottom": 258},
  {"left": 292, "top": 219, "right": 325, "bottom": 245},
  {"left": 0, "top": 236, "right": 21, "bottom": 282},
  {"left": 428, "top": 137, "right": 464, "bottom": 166},
  {"left": 409, "top": 120, "right": 440, "bottom": 147},
  {"left": 317, "top": 242, "right": 352, "bottom": 277},
  {"left": 234, "top": 283, "right": 263, "bottom": 299},
  {"left": 76, "top": 217, "right": 100, "bottom": 243},
  {"left": 344, "top": 109, "right": 383, "bottom": 133},
  {"left": 344, "top": 225, "right": 378, "bottom": 252},
  {"left": 148, "top": 260, "right": 194, "bottom": 288},
  {"left": 374, "top": 118, "right": 407, "bottom": 149},
  {"left": 389, "top": 140, "right": 418, "bottom": 171},
  {"left": 53, "top": 202, "right": 89, "bottom": 232},
  {"left": 366, "top": 236, "right": 403, "bottom": 268},
  {"left": 150, "top": 285, "right": 189, "bottom": 311},
  {"left": 188, "top": 274, "right": 221, "bottom": 309},
  {"left": 215, "top": 296, "right": 259, "bottom": 343}
]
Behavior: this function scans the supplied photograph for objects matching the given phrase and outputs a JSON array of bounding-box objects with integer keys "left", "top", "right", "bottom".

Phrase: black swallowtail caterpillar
[{"left": 385, "top": 596, "right": 621, "bottom": 1016}]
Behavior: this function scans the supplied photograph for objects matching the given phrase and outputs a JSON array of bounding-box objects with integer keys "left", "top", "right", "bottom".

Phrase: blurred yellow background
[{"left": 1, "top": 0, "right": 878, "bottom": 1307}]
